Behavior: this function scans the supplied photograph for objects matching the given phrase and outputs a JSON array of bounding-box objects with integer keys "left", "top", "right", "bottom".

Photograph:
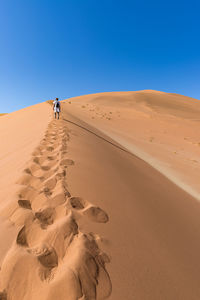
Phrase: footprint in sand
[
  {"left": 23, "top": 168, "right": 32, "bottom": 175},
  {"left": 68, "top": 197, "right": 109, "bottom": 223},
  {"left": 47, "top": 155, "right": 56, "bottom": 161},
  {"left": 18, "top": 200, "right": 32, "bottom": 210},
  {"left": 33, "top": 245, "right": 58, "bottom": 269},
  {"left": 40, "top": 165, "right": 50, "bottom": 172},
  {"left": 27, "top": 244, "right": 58, "bottom": 280},
  {"left": 35, "top": 207, "right": 55, "bottom": 227},
  {"left": 33, "top": 156, "right": 58, "bottom": 170},
  {"left": 69, "top": 197, "right": 86, "bottom": 210},
  {"left": 60, "top": 158, "right": 74, "bottom": 167},
  {"left": 16, "top": 226, "right": 28, "bottom": 247},
  {"left": 83, "top": 206, "right": 109, "bottom": 223},
  {"left": 33, "top": 157, "right": 40, "bottom": 164},
  {"left": 46, "top": 146, "right": 54, "bottom": 152},
  {"left": 32, "top": 156, "right": 51, "bottom": 166},
  {"left": 31, "top": 169, "right": 48, "bottom": 180},
  {"left": 42, "top": 187, "right": 52, "bottom": 196}
]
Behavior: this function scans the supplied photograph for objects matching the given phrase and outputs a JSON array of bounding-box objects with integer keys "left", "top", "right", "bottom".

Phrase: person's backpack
[{"left": 56, "top": 101, "right": 60, "bottom": 109}]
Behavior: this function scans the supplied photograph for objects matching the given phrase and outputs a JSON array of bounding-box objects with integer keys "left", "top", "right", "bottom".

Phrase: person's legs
[
  {"left": 57, "top": 112, "right": 59, "bottom": 120},
  {"left": 54, "top": 112, "right": 56, "bottom": 119}
]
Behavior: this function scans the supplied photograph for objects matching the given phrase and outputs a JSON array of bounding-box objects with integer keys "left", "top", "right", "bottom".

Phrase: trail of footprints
[{"left": 0, "top": 120, "right": 111, "bottom": 300}]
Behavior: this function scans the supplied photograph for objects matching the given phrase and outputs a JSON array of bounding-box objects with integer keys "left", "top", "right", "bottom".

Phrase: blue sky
[{"left": 0, "top": 0, "right": 200, "bottom": 112}]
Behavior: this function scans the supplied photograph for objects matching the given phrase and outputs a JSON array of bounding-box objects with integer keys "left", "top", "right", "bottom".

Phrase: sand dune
[
  {"left": 1, "top": 91, "right": 200, "bottom": 299},
  {"left": 67, "top": 90, "right": 200, "bottom": 118},
  {"left": 0, "top": 107, "right": 111, "bottom": 299},
  {"left": 63, "top": 90, "right": 200, "bottom": 200}
]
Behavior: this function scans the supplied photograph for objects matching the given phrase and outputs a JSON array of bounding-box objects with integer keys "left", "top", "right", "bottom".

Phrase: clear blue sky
[{"left": 0, "top": 0, "right": 200, "bottom": 112}]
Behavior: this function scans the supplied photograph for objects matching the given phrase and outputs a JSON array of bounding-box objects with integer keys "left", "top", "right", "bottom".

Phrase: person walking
[{"left": 53, "top": 98, "right": 61, "bottom": 119}]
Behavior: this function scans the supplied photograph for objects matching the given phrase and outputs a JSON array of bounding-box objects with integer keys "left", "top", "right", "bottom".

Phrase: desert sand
[{"left": 0, "top": 90, "right": 200, "bottom": 299}]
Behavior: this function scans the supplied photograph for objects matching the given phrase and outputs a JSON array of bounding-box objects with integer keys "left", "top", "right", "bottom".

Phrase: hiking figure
[{"left": 53, "top": 98, "right": 61, "bottom": 119}]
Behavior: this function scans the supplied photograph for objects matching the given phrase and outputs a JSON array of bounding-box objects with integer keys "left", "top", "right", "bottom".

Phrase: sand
[
  {"left": 0, "top": 91, "right": 200, "bottom": 299},
  {"left": 0, "top": 103, "right": 111, "bottom": 300},
  {"left": 63, "top": 90, "right": 200, "bottom": 200}
]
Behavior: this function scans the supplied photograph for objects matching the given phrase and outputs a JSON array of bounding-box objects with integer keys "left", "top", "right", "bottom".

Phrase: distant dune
[
  {"left": 67, "top": 90, "right": 200, "bottom": 119},
  {"left": 0, "top": 91, "right": 200, "bottom": 299}
]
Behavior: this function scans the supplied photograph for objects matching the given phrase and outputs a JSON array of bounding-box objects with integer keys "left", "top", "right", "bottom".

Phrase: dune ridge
[{"left": 0, "top": 119, "right": 111, "bottom": 300}]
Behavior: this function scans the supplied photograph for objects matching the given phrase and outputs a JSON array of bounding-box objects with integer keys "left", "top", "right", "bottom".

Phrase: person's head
[{"left": 56, "top": 98, "right": 59, "bottom": 101}]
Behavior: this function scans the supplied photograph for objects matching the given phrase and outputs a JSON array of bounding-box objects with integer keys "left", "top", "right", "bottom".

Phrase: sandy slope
[
  {"left": 61, "top": 108, "right": 200, "bottom": 300},
  {"left": 0, "top": 103, "right": 52, "bottom": 265},
  {"left": 63, "top": 90, "right": 200, "bottom": 200},
  {"left": 1, "top": 92, "right": 200, "bottom": 299},
  {"left": 0, "top": 103, "right": 111, "bottom": 300}
]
